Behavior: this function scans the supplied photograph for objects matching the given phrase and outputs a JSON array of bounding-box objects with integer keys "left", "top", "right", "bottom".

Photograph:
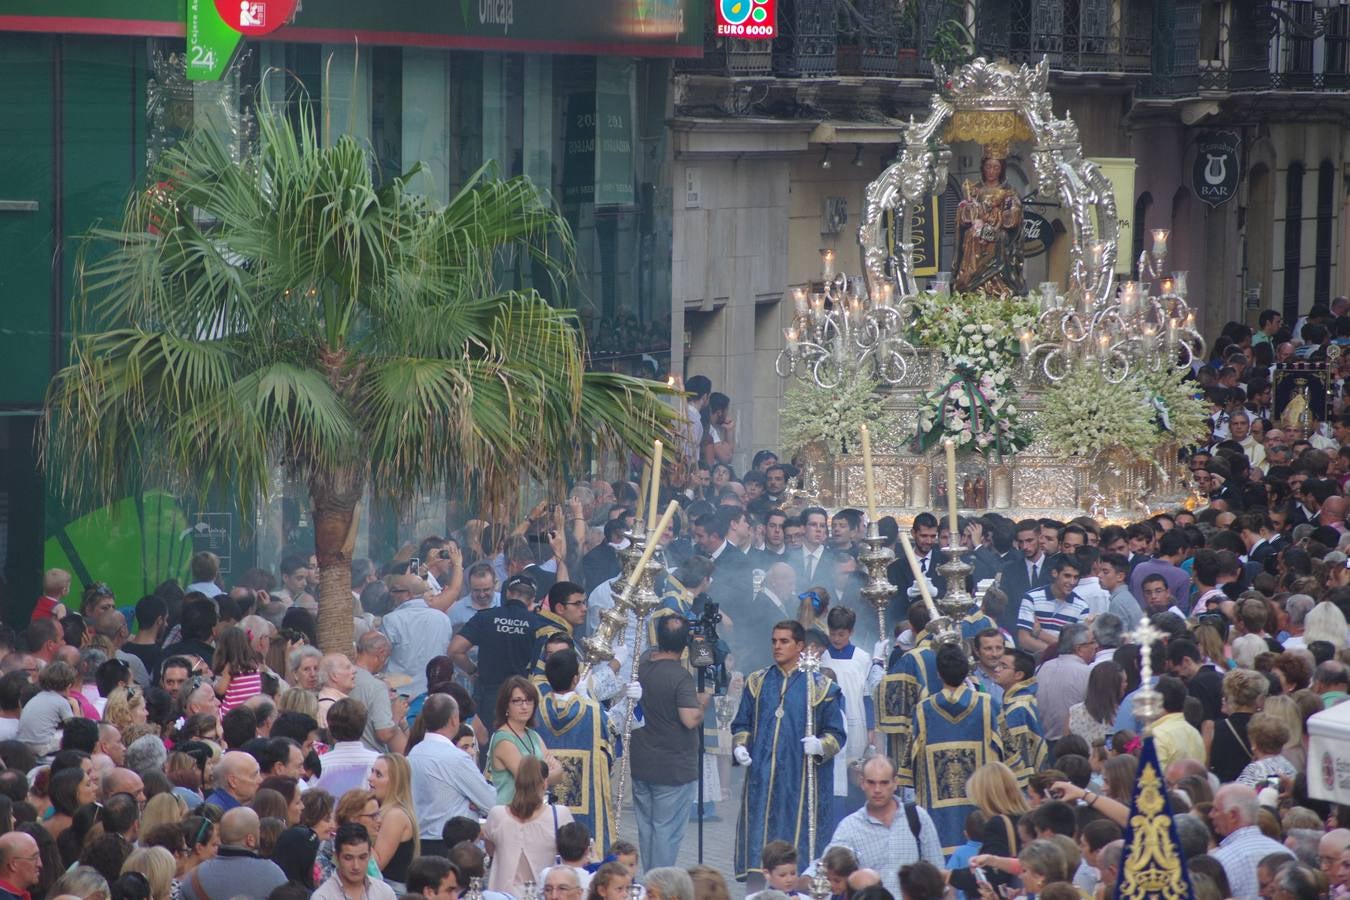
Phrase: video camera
[{"left": 686, "top": 595, "right": 729, "bottom": 695}]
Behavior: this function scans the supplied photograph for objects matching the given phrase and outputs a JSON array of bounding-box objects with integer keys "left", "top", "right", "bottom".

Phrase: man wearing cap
[
  {"left": 450, "top": 574, "right": 545, "bottom": 728},
  {"left": 381, "top": 573, "right": 453, "bottom": 697}
]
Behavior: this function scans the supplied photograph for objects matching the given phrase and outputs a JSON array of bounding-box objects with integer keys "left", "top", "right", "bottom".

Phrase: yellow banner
[{"left": 1088, "top": 157, "right": 1137, "bottom": 276}]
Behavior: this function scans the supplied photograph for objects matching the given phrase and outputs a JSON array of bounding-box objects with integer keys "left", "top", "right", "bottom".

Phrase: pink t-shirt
[{"left": 221, "top": 670, "right": 262, "bottom": 714}]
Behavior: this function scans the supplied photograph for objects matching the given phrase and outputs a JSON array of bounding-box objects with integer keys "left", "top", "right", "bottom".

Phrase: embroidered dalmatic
[
  {"left": 732, "top": 664, "right": 846, "bottom": 881},
  {"left": 960, "top": 611, "right": 998, "bottom": 641},
  {"left": 903, "top": 683, "right": 1003, "bottom": 854},
  {"left": 536, "top": 691, "right": 615, "bottom": 854},
  {"left": 532, "top": 606, "right": 573, "bottom": 676},
  {"left": 998, "top": 678, "right": 1047, "bottom": 790},
  {"left": 877, "top": 633, "right": 938, "bottom": 765}
]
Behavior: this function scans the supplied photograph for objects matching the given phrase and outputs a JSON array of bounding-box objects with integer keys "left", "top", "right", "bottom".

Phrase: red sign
[
  {"left": 214, "top": 0, "right": 298, "bottom": 36},
  {"left": 714, "top": 0, "right": 776, "bottom": 39}
]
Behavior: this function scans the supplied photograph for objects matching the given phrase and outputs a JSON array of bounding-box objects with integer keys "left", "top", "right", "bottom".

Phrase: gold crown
[{"left": 982, "top": 139, "right": 1011, "bottom": 160}]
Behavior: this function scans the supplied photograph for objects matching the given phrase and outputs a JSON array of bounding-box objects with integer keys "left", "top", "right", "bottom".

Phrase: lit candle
[
  {"left": 646, "top": 440, "right": 664, "bottom": 533},
  {"left": 880, "top": 283, "right": 894, "bottom": 307},
  {"left": 793, "top": 287, "right": 808, "bottom": 316},
  {"left": 1019, "top": 328, "right": 1034, "bottom": 358},
  {"left": 626, "top": 501, "right": 680, "bottom": 590},
  {"left": 811, "top": 293, "right": 826, "bottom": 320},
  {"left": 1151, "top": 228, "right": 1170, "bottom": 261},
  {"left": 1087, "top": 241, "right": 1106, "bottom": 270},
  {"left": 1120, "top": 282, "right": 1140, "bottom": 317},
  {"left": 820, "top": 248, "right": 836, "bottom": 281},
  {"left": 783, "top": 326, "right": 799, "bottom": 354},
  {"left": 897, "top": 529, "right": 939, "bottom": 619},
  {"left": 1172, "top": 271, "right": 1188, "bottom": 298},
  {"left": 1159, "top": 276, "right": 1175, "bottom": 296},
  {"left": 860, "top": 424, "right": 878, "bottom": 526},
  {"left": 944, "top": 438, "right": 959, "bottom": 538}
]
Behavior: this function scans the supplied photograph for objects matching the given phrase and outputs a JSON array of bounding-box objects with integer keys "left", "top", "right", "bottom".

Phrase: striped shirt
[
  {"left": 824, "top": 799, "right": 945, "bottom": 897},
  {"left": 1213, "top": 826, "right": 1292, "bottom": 900},
  {"left": 221, "top": 670, "right": 262, "bottom": 715},
  {"left": 1016, "top": 587, "right": 1089, "bottom": 638}
]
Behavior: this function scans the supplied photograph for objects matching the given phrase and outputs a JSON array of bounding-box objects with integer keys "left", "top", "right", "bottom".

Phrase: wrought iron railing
[
  {"left": 677, "top": 0, "right": 1158, "bottom": 79},
  {"left": 1142, "top": 0, "right": 1350, "bottom": 97}
]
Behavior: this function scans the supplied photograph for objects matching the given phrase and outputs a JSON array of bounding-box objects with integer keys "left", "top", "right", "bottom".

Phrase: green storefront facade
[{"left": 0, "top": 0, "right": 698, "bottom": 620}]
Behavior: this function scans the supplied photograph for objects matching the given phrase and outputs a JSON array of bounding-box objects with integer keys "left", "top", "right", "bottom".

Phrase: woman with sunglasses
[{"left": 102, "top": 685, "right": 148, "bottom": 735}]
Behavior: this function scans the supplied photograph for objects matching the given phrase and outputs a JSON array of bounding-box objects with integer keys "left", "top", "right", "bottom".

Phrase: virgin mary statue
[{"left": 952, "top": 141, "right": 1026, "bottom": 298}]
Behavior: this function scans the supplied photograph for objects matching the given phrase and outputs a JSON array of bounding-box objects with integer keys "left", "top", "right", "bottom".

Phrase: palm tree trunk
[{"left": 310, "top": 465, "right": 366, "bottom": 653}]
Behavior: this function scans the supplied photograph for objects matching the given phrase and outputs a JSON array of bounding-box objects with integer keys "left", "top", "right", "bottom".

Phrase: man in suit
[
  {"left": 886, "top": 512, "right": 946, "bottom": 624},
  {"left": 970, "top": 516, "right": 1015, "bottom": 586},
  {"left": 750, "top": 509, "right": 791, "bottom": 571},
  {"left": 581, "top": 518, "right": 630, "bottom": 594},
  {"left": 998, "top": 518, "right": 1050, "bottom": 635},
  {"left": 790, "top": 506, "right": 841, "bottom": 590},
  {"left": 693, "top": 510, "right": 752, "bottom": 614}
]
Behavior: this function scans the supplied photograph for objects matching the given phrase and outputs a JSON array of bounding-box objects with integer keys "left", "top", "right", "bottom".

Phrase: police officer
[{"left": 449, "top": 574, "right": 543, "bottom": 725}]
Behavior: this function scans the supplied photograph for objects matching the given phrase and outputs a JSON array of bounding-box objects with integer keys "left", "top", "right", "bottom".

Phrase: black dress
[
  {"left": 383, "top": 837, "right": 415, "bottom": 884},
  {"left": 1209, "top": 711, "right": 1254, "bottom": 785},
  {"left": 949, "top": 813, "right": 1022, "bottom": 894}
]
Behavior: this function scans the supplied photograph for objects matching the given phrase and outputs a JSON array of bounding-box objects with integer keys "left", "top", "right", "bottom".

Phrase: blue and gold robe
[
  {"left": 536, "top": 690, "right": 615, "bottom": 854},
  {"left": 732, "top": 663, "right": 846, "bottom": 881},
  {"left": 999, "top": 678, "right": 1047, "bottom": 790},
  {"left": 960, "top": 611, "right": 998, "bottom": 641},
  {"left": 877, "top": 632, "right": 938, "bottom": 766},
  {"left": 903, "top": 683, "right": 1003, "bottom": 854},
  {"left": 532, "top": 607, "right": 573, "bottom": 676},
  {"left": 646, "top": 583, "right": 696, "bottom": 649}
]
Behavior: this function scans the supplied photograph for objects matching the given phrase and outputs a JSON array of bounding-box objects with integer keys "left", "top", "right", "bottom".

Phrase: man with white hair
[
  {"left": 1282, "top": 595, "right": 1316, "bottom": 650},
  {"left": 542, "top": 865, "right": 583, "bottom": 900},
  {"left": 125, "top": 733, "right": 167, "bottom": 777},
  {"left": 1210, "top": 784, "right": 1293, "bottom": 899},
  {"left": 180, "top": 678, "right": 220, "bottom": 722},
  {"left": 204, "top": 750, "right": 262, "bottom": 812},
  {"left": 1317, "top": 828, "right": 1350, "bottom": 885},
  {"left": 644, "top": 868, "right": 694, "bottom": 900},
  {"left": 351, "top": 631, "right": 408, "bottom": 753}
]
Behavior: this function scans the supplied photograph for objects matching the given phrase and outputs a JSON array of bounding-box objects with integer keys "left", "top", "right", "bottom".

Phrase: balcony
[
  {"left": 1141, "top": 0, "right": 1350, "bottom": 98},
  {"left": 677, "top": 0, "right": 1156, "bottom": 80}
]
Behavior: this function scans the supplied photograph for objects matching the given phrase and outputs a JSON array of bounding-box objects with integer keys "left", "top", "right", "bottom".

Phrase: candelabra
[
  {"left": 857, "top": 523, "right": 897, "bottom": 642},
  {"left": 776, "top": 249, "right": 918, "bottom": 389},
  {"left": 1130, "top": 619, "right": 1164, "bottom": 732},
  {"left": 608, "top": 535, "right": 666, "bottom": 831},
  {"left": 1019, "top": 229, "right": 1205, "bottom": 384},
  {"left": 932, "top": 541, "right": 974, "bottom": 646}
]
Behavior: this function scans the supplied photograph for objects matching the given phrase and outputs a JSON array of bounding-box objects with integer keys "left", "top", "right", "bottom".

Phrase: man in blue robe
[
  {"left": 536, "top": 647, "right": 616, "bottom": 855},
  {"left": 902, "top": 643, "right": 1003, "bottom": 854},
  {"left": 878, "top": 600, "right": 939, "bottom": 765},
  {"left": 732, "top": 620, "right": 846, "bottom": 883},
  {"left": 995, "top": 648, "right": 1047, "bottom": 789}
]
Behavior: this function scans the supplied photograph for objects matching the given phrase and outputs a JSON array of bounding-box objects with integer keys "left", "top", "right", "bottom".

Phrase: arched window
[
  {"left": 1283, "top": 162, "right": 1305, "bottom": 319},
  {"left": 1316, "top": 160, "right": 1335, "bottom": 304}
]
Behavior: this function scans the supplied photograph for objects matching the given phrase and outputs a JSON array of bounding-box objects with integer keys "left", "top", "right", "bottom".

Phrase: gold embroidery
[{"left": 1118, "top": 752, "right": 1189, "bottom": 900}]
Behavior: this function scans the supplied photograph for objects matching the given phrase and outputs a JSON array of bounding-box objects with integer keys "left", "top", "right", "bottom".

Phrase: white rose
[{"left": 981, "top": 323, "right": 994, "bottom": 334}]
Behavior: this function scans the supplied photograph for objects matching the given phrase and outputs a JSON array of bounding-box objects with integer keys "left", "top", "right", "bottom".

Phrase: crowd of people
[{"left": 7, "top": 306, "right": 1350, "bottom": 900}]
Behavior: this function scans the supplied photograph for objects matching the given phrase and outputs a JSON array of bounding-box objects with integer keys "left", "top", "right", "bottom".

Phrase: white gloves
[
  {"left": 625, "top": 681, "right": 643, "bottom": 701},
  {"left": 802, "top": 735, "right": 824, "bottom": 757},
  {"left": 734, "top": 746, "right": 752, "bottom": 766},
  {"left": 873, "top": 638, "right": 892, "bottom": 663}
]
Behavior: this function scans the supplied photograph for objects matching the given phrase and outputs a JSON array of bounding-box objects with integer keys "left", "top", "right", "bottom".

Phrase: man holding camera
[{"left": 630, "top": 615, "right": 712, "bottom": 871}]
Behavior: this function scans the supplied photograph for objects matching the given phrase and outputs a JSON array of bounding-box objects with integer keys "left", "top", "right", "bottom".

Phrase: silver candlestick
[{"left": 858, "top": 522, "right": 897, "bottom": 644}]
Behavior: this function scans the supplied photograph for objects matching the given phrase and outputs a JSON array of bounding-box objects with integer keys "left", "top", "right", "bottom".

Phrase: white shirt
[
  {"left": 408, "top": 732, "right": 496, "bottom": 839},
  {"left": 381, "top": 598, "right": 453, "bottom": 696},
  {"left": 185, "top": 581, "right": 224, "bottom": 599},
  {"left": 1074, "top": 576, "right": 1110, "bottom": 615}
]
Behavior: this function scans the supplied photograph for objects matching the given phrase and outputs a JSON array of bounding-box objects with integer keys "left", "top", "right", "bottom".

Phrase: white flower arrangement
[
  {"left": 780, "top": 371, "right": 884, "bottom": 458},
  {"left": 910, "top": 291, "right": 1037, "bottom": 457},
  {"left": 1042, "top": 365, "right": 1205, "bottom": 461}
]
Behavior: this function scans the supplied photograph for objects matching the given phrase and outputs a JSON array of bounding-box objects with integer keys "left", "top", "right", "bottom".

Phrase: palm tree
[{"left": 41, "top": 92, "right": 676, "bottom": 652}]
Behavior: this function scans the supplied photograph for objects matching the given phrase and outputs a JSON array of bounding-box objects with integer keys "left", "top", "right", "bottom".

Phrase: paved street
[{"left": 615, "top": 765, "right": 747, "bottom": 890}]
